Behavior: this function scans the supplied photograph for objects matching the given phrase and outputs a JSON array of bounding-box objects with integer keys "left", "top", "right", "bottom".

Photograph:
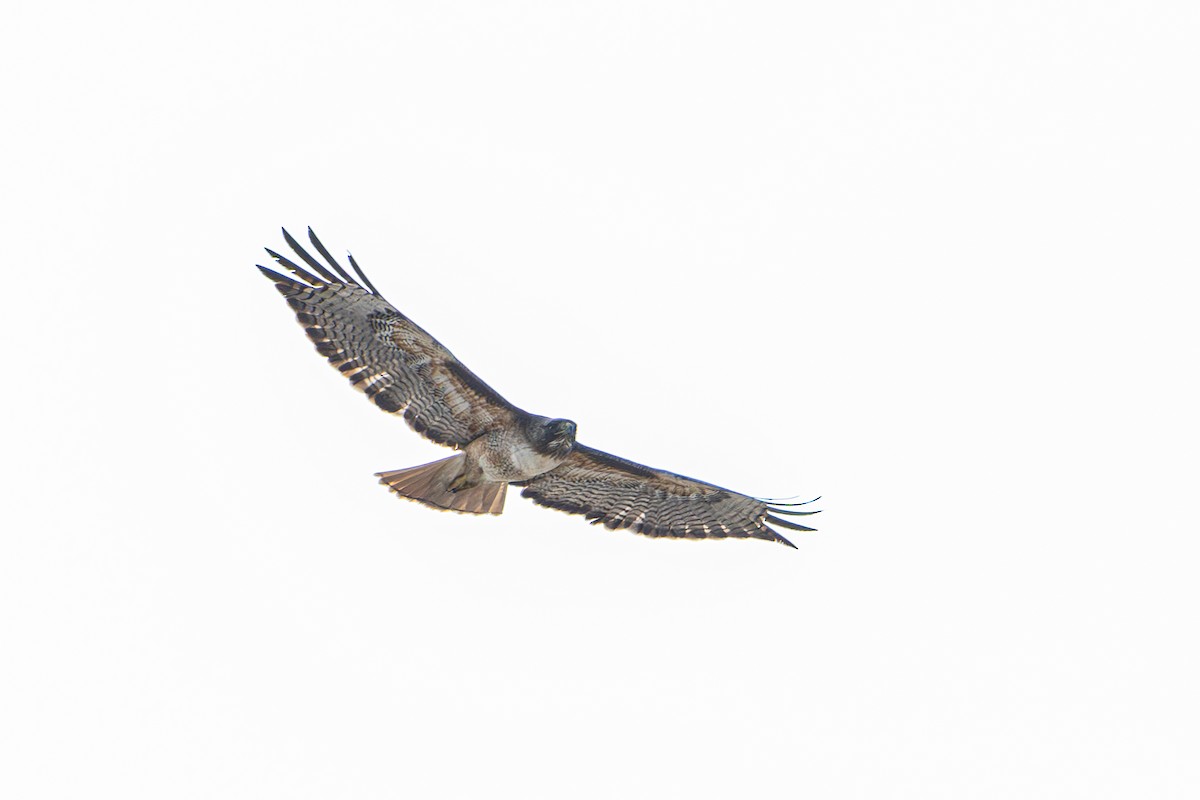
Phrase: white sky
[{"left": 2, "top": 1, "right": 1197, "bottom": 798}]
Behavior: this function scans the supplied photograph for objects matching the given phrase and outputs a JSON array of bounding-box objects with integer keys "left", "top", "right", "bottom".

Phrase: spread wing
[
  {"left": 519, "top": 445, "right": 819, "bottom": 548},
  {"left": 258, "top": 228, "right": 518, "bottom": 448}
]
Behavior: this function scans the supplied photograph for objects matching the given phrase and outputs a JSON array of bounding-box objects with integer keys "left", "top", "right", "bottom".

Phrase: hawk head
[{"left": 536, "top": 417, "right": 577, "bottom": 457}]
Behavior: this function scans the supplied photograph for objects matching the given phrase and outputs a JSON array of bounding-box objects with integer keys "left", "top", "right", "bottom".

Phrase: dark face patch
[{"left": 538, "top": 418, "right": 577, "bottom": 456}]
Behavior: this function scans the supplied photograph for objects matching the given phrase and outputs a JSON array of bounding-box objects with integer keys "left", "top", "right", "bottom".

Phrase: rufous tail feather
[{"left": 376, "top": 455, "right": 507, "bottom": 515}]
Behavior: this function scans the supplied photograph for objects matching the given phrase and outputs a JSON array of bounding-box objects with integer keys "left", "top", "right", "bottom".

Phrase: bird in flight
[{"left": 258, "top": 229, "right": 819, "bottom": 547}]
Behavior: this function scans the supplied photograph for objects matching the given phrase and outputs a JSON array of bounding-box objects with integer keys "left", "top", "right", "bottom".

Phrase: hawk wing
[
  {"left": 519, "top": 445, "right": 819, "bottom": 548},
  {"left": 258, "top": 228, "right": 518, "bottom": 447}
]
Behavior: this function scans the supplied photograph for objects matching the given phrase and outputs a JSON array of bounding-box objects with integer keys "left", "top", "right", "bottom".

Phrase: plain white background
[{"left": 2, "top": 1, "right": 1196, "bottom": 797}]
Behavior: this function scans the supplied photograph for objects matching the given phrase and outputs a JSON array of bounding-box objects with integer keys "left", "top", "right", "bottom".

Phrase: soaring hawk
[{"left": 258, "top": 229, "right": 819, "bottom": 547}]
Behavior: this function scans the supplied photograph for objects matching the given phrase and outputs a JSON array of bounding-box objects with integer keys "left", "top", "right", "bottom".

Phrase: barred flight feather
[
  {"left": 257, "top": 227, "right": 518, "bottom": 448},
  {"left": 519, "top": 445, "right": 812, "bottom": 548}
]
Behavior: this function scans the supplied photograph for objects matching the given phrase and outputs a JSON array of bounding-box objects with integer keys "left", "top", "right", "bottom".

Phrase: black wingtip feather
[
  {"left": 761, "top": 496, "right": 821, "bottom": 506},
  {"left": 256, "top": 264, "right": 308, "bottom": 289},
  {"left": 769, "top": 506, "right": 822, "bottom": 517},
  {"left": 306, "top": 227, "right": 357, "bottom": 285},
  {"left": 347, "top": 252, "right": 382, "bottom": 297},
  {"left": 766, "top": 514, "right": 817, "bottom": 532},
  {"left": 265, "top": 247, "right": 325, "bottom": 286},
  {"left": 282, "top": 228, "right": 339, "bottom": 284}
]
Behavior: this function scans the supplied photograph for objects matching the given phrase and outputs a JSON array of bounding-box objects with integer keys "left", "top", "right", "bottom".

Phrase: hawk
[{"left": 258, "top": 229, "right": 819, "bottom": 547}]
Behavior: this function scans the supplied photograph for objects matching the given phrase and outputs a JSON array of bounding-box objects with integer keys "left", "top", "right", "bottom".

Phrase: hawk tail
[{"left": 376, "top": 455, "right": 507, "bottom": 515}]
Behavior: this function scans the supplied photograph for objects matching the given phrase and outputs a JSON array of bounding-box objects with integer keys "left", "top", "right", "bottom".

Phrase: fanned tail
[{"left": 376, "top": 455, "right": 507, "bottom": 515}]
